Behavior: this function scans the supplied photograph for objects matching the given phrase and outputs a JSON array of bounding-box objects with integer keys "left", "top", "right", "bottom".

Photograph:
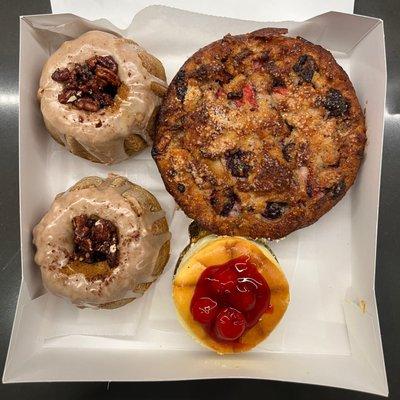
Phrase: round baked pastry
[
  {"left": 33, "top": 174, "right": 171, "bottom": 308},
  {"left": 153, "top": 28, "right": 366, "bottom": 239},
  {"left": 173, "top": 222, "right": 289, "bottom": 354},
  {"left": 38, "top": 30, "right": 167, "bottom": 164}
]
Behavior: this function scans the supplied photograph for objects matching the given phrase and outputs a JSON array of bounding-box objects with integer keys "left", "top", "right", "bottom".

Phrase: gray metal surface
[{"left": 0, "top": 0, "right": 398, "bottom": 398}]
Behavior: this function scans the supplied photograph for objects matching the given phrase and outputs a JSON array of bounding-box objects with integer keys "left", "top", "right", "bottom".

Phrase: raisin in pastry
[{"left": 153, "top": 28, "right": 366, "bottom": 239}]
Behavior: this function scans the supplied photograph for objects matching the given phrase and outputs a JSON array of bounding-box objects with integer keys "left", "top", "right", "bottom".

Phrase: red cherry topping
[
  {"left": 229, "top": 285, "right": 256, "bottom": 312},
  {"left": 190, "top": 255, "right": 272, "bottom": 343},
  {"left": 208, "top": 266, "right": 238, "bottom": 296},
  {"left": 191, "top": 297, "right": 219, "bottom": 324},
  {"left": 214, "top": 307, "right": 246, "bottom": 341}
]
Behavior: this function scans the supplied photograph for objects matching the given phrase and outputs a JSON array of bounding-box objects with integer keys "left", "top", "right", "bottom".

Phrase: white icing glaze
[
  {"left": 33, "top": 175, "right": 171, "bottom": 307},
  {"left": 38, "top": 31, "right": 166, "bottom": 164}
]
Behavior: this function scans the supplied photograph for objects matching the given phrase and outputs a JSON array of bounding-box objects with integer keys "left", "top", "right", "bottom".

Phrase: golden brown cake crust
[{"left": 153, "top": 29, "right": 366, "bottom": 239}]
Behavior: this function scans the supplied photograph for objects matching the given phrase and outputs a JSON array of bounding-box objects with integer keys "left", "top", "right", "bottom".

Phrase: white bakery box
[{"left": 2, "top": 6, "right": 388, "bottom": 396}]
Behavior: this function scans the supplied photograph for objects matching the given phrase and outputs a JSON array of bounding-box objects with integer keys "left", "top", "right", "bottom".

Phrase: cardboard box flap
[
  {"left": 23, "top": 13, "right": 121, "bottom": 37},
  {"left": 129, "top": 6, "right": 381, "bottom": 54},
  {"left": 299, "top": 11, "right": 382, "bottom": 52},
  {"left": 24, "top": 7, "right": 382, "bottom": 57},
  {"left": 49, "top": 0, "right": 355, "bottom": 29}
]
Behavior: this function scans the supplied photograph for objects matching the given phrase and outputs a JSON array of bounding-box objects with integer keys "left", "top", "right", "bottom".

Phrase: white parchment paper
[{"left": 50, "top": 0, "right": 355, "bottom": 29}]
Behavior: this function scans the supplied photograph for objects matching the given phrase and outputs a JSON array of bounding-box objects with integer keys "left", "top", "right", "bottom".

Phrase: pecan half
[
  {"left": 51, "top": 68, "right": 71, "bottom": 82},
  {"left": 74, "top": 98, "right": 101, "bottom": 112},
  {"left": 95, "top": 66, "right": 121, "bottom": 86}
]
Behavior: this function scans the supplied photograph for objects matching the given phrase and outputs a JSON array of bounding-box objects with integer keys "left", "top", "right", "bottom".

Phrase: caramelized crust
[{"left": 153, "top": 29, "right": 366, "bottom": 239}]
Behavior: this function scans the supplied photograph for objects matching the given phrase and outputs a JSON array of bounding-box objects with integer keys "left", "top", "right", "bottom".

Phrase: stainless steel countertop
[{"left": 0, "top": 0, "right": 399, "bottom": 398}]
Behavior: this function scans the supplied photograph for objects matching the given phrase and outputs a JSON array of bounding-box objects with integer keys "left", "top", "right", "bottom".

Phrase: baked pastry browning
[
  {"left": 33, "top": 174, "right": 171, "bottom": 308},
  {"left": 153, "top": 28, "right": 366, "bottom": 239},
  {"left": 38, "top": 31, "right": 167, "bottom": 164}
]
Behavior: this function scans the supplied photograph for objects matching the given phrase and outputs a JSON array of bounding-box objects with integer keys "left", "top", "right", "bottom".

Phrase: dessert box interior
[{"left": 3, "top": 5, "right": 387, "bottom": 395}]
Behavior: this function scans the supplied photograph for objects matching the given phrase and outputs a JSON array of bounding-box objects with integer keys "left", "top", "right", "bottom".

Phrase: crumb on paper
[{"left": 359, "top": 299, "right": 367, "bottom": 313}]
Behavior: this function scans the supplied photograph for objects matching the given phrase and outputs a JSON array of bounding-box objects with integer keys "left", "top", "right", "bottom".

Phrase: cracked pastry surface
[
  {"left": 38, "top": 30, "right": 167, "bottom": 165},
  {"left": 153, "top": 28, "right": 366, "bottom": 239}
]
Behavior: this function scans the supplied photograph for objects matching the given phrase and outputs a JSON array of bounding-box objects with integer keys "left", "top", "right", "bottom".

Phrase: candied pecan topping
[
  {"left": 95, "top": 66, "right": 121, "bottom": 87},
  {"left": 74, "top": 98, "right": 101, "bottom": 112},
  {"left": 87, "top": 55, "right": 118, "bottom": 73},
  {"left": 52, "top": 55, "right": 121, "bottom": 112},
  {"left": 51, "top": 68, "right": 70, "bottom": 82},
  {"left": 72, "top": 214, "right": 119, "bottom": 267}
]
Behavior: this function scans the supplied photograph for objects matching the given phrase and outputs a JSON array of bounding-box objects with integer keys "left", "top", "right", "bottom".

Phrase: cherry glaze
[{"left": 190, "top": 255, "right": 271, "bottom": 342}]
